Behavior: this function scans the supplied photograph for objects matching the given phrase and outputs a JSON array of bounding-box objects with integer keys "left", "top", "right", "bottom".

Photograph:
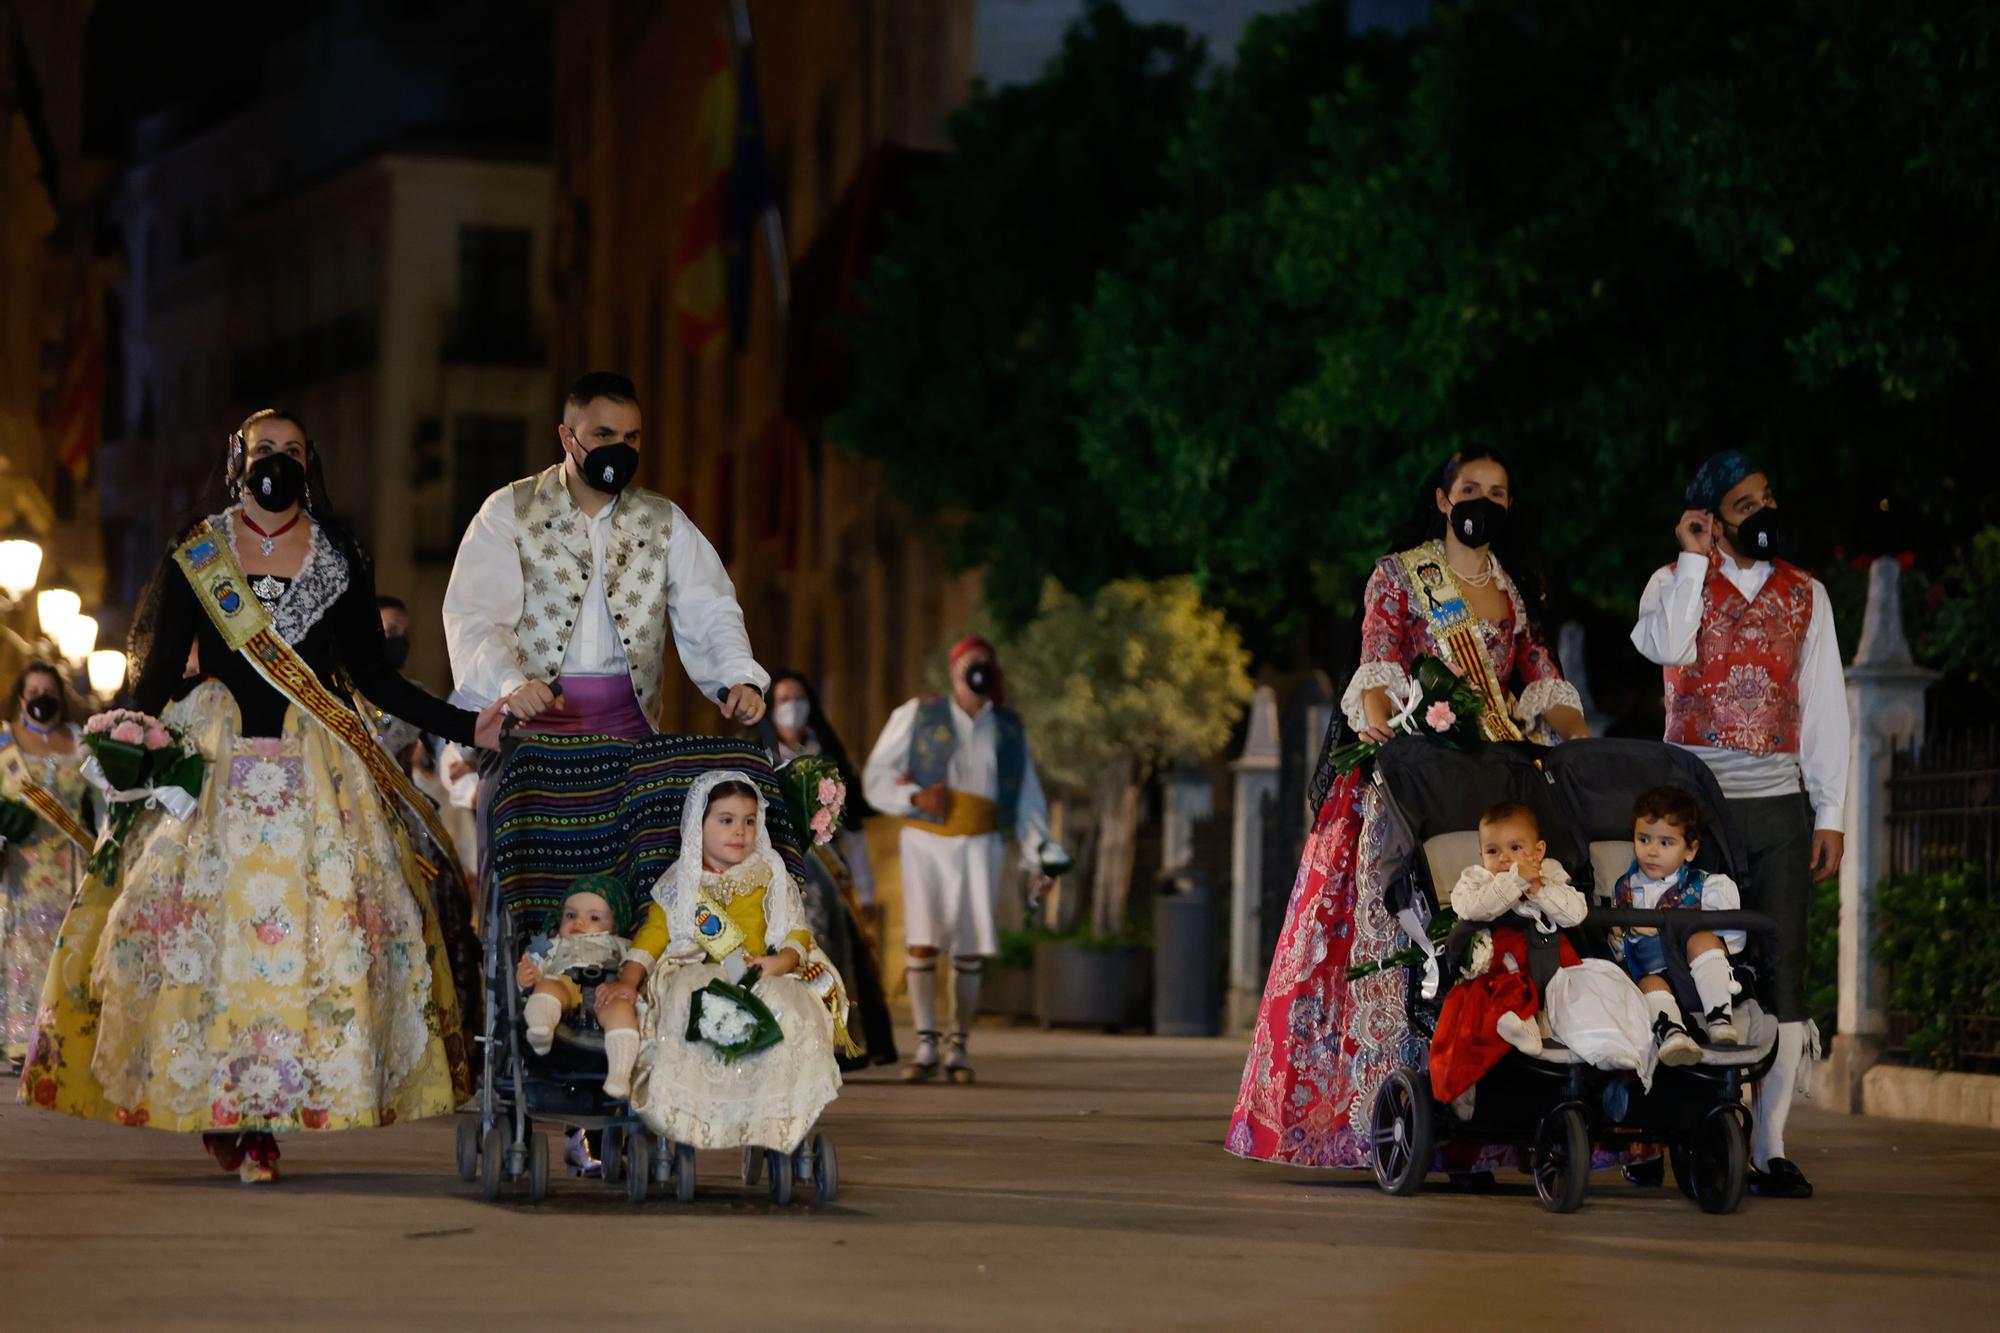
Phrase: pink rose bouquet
[
  {"left": 777, "top": 754, "right": 846, "bottom": 847},
  {"left": 1325, "top": 652, "right": 1489, "bottom": 777},
  {"left": 79, "top": 709, "right": 208, "bottom": 886}
]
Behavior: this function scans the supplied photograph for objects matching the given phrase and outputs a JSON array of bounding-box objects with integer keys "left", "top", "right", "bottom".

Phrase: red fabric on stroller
[{"left": 1428, "top": 925, "right": 1581, "bottom": 1104}]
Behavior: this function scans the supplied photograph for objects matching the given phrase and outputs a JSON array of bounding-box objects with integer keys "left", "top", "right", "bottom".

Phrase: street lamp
[
  {"left": 87, "top": 647, "right": 129, "bottom": 697},
  {"left": 36, "top": 587, "right": 81, "bottom": 643},
  {"left": 56, "top": 612, "right": 98, "bottom": 664},
  {"left": 0, "top": 528, "right": 42, "bottom": 603}
]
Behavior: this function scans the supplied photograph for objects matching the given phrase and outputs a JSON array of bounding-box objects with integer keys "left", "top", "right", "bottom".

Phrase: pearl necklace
[{"left": 1447, "top": 550, "right": 1498, "bottom": 588}]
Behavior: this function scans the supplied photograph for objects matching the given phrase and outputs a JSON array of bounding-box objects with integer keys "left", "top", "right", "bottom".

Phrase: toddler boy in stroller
[{"left": 515, "top": 873, "right": 642, "bottom": 1098}]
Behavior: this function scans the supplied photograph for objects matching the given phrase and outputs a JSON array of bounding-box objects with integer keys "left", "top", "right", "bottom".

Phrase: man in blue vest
[{"left": 864, "top": 636, "right": 1066, "bottom": 1082}]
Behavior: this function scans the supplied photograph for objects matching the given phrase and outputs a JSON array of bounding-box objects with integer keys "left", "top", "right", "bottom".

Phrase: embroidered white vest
[{"left": 510, "top": 463, "right": 676, "bottom": 715}]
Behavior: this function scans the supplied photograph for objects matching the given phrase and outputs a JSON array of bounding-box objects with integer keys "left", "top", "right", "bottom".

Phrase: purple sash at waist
[{"left": 522, "top": 674, "right": 653, "bottom": 741}]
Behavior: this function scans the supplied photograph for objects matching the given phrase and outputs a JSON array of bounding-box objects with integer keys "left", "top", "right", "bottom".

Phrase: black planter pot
[
  {"left": 1033, "top": 941, "right": 1153, "bottom": 1031},
  {"left": 978, "top": 963, "right": 1037, "bottom": 1019}
]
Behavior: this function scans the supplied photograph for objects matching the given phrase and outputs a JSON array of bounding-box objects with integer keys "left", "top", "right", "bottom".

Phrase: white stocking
[
  {"left": 522, "top": 992, "right": 561, "bottom": 1055},
  {"left": 952, "top": 958, "right": 983, "bottom": 1038},
  {"left": 1643, "top": 987, "right": 1682, "bottom": 1028},
  {"left": 1754, "top": 1021, "right": 1807, "bottom": 1169},
  {"left": 1690, "top": 949, "right": 1735, "bottom": 1019},
  {"left": 906, "top": 956, "right": 939, "bottom": 1035},
  {"left": 601, "top": 1029, "right": 639, "bottom": 1099}
]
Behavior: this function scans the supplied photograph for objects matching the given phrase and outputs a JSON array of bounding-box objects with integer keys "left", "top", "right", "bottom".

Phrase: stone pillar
[
  {"left": 1824, "top": 557, "right": 1936, "bottom": 1111},
  {"left": 1227, "top": 685, "right": 1281, "bottom": 1033}
]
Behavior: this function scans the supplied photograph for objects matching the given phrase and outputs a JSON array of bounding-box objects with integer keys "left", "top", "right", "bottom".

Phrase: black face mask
[
  {"left": 24, "top": 694, "right": 60, "bottom": 725},
  {"left": 1726, "top": 506, "right": 1786, "bottom": 560},
  {"left": 964, "top": 662, "right": 998, "bottom": 697},
  {"left": 574, "top": 440, "right": 640, "bottom": 494},
  {"left": 382, "top": 635, "right": 410, "bottom": 670},
  {"left": 1448, "top": 496, "right": 1510, "bottom": 549},
  {"left": 244, "top": 454, "right": 307, "bottom": 512}
]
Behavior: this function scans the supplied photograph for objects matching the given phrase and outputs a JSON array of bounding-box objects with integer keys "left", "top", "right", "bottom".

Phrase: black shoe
[
  {"left": 1748, "top": 1156, "right": 1814, "bottom": 1199},
  {"left": 1623, "top": 1155, "right": 1666, "bottom": 1188}
]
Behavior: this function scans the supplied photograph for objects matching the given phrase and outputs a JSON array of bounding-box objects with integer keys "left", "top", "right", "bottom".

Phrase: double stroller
[
  {"left": 1363, "top": 736, "right": 1781, "bottom": 1214},
  {"left": 453, "top": 732, "right": 840, "bottom": 1206}
]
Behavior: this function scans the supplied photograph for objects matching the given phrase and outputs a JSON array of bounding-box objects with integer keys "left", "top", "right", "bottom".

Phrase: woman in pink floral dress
[{"left": 1226, "top": 451, "right": 1589, "bottom": 1169}]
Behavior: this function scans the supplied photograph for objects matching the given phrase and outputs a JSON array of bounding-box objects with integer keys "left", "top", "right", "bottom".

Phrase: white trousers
[{"left": 900, "top": 826, "right": 1005, "bottom": 958}]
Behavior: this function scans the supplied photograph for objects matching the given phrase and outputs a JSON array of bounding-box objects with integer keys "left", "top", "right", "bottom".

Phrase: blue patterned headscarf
[{"left": 1685, "top": 449, "right": 1761, "bottom": 511}]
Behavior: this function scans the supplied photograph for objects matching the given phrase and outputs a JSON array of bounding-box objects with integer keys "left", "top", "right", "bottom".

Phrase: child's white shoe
[
  {"left": 1496, "top": 1011, "right": 1543, "bottom": 1057},
  {"left": 1703, "top": 1005, "right": 1740, "bottom": 1047},
  {"left": 1654, "top": 1014, "right": 1702, "bottom": 1067},
  {"left": 602, "top": 1029, "right": 639, "bottom": 1100}
]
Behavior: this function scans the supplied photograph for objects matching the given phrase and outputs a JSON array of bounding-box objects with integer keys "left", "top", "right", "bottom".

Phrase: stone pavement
[{"left": 3, "top": 1026, "right": 1997, "bottom": 1330}]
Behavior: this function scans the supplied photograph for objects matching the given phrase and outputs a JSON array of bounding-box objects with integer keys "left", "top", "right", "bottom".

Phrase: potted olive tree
[{"left": 1003, "top": 577, "right": 1252, "bottom": 1029}]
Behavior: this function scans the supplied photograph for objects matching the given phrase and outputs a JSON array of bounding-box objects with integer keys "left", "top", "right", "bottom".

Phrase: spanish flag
[
  {"left": 54, "top": 271, "right": 105, "bottom": 482},
  {"left": 672, "top": 35, "right": 736, "bottom": 354}
]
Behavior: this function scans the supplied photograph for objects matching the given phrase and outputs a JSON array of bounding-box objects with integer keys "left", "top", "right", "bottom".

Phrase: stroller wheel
[
  {"left": 527, "top": 1129, "right": 550, "bottom": 1203},
  {"left": 1369, "top": 1069, "right": 1434, "bottom": 1197},
  {"left": 766, "top": 1148, "right": 794, "bottom": 1205},
  {"left": 456, "top": 1116, "right": 480, "bottom": 1182},
  {"left": 601, "top": 1126, "right": 626, "bottom": 1184},
  {"left": 813, "top": 1134, "right": 838, "bottom": 1204},
  {"left": 675, "top": 1141, "right": 697, "bottom": 1203},
  {"left": 480, "top": 1124, "right": 508, "bottom": 1202},
  {"left": 1680, "top": 1106, "right": 1748, "bottom": 1215},
  {"left": 742, "top": 1144, "right": 763, "bottom": 1187},
  {"left": 624, "top": 1132, "right": 651, "bottom": 1204},
  {"left": 1532, "top": 1106, "right": 1591, "bottom": 1214}
]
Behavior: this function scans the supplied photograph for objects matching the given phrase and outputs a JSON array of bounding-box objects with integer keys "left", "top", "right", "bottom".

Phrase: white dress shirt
[
  {"left": 441, "top": 484, "right": 767, "bottom": 708},
  {"left": 1630, "top": 553, "right": 1848, "bottom": 832},
  {"left": 1620, "top": 868, "right": 1746, "bottom": 954},
  {"left": 863, "top": 696, "right": 1055, "bottom": 871}
]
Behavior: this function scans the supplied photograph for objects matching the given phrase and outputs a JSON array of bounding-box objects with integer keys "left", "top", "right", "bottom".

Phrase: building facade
[
  {"left": 98, "top": 1, "right": 552, "bottom": 691},
  {"left": 552, "top": 0, "right": 985, "bottom": 743}
]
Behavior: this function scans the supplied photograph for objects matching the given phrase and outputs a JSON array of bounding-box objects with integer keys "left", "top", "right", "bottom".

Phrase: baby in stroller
[
  {"left": 1610, "top": 786, "right": 1745, "bottom": 1066},
  {"left": 515, "top": 873, "right": 643, "bottom": 1098},
  {"left": 623, "top": 770, "right": 846, "bottom": 1155},
  {"left": 1429, "top": 802, "right": 1587, "bottom": 1103}
]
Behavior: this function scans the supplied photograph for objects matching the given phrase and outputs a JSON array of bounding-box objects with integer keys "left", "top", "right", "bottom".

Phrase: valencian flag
[
  {"left": 54, "top": 271, "right": 105, "bottom": 481},
  {"left": 671, "top": 12, "right": 784, "bottom": 356}
]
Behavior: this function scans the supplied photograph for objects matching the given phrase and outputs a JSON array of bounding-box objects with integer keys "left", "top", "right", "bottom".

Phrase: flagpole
[{"left": 729, "top": 0, "right": 791, "bottom": 324}]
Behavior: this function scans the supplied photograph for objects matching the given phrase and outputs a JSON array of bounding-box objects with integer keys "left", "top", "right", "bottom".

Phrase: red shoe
[
  {"left": 239, "top": 1133, "right": 281, "bottom": 1184},
  {"left": 203, "top": 1133, "right": 246, "bottom": 1173}
]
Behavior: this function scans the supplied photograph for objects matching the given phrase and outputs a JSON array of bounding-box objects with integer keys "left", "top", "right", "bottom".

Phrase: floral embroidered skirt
[
  {"left": 632, "top": 961, "right": 841, "bottom": 1152},
  {"left": 19, "top": 682, "right": 470, "bottom": 1132},
  {"left": 1, "top": 828, "right": 82, "bottom": 1059}
]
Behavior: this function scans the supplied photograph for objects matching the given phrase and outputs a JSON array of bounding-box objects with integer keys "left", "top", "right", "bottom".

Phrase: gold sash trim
[
  {"left": 0, "top": 741, "right": 93, "bottom": 854},
  {"left": 173, "top": 520, "right": 463, "bottom": 878},
  {"left": 902, "top": 791, "right": 1001, "bottom": 838},
  {"left": 1395, "top": 543, "right": 1524, "bottom": 743}
]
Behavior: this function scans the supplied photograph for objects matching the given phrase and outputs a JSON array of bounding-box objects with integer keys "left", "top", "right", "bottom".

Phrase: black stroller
[
  {"left": 1363, "top": 737, "right": 1782, "bottom": 1214},
  {"left": 454, "top": 732, "right": 838, "bottom": 1205}
]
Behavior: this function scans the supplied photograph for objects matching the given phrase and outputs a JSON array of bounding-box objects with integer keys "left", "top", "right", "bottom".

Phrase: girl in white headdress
[{"left": 610, "top": 770, "right": 845, "bottom": 1151}]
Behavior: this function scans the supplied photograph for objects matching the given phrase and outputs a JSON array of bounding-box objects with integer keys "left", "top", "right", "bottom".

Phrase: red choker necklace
[{"left": 241, "top": 509, "right": 302, "bottom": 556}]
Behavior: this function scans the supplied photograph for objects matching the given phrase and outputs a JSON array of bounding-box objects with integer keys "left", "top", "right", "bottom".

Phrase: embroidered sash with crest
[
  {"left": 0, "top": 738, "right": 92, "bottom": 854},
  {"left": 173, "top": 520, "right": 464, "bottom": 879},
  {"left": 1395, "top": 543, "right": 1524, "bottom": 742}
]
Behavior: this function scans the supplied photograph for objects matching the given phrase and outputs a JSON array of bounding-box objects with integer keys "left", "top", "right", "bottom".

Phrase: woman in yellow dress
[
  {"left": 20, "top": 410, "right": 503, "bottom": 1182},
  {"left": 0, "top": 663, "right": 98, "bottom": 1065}
]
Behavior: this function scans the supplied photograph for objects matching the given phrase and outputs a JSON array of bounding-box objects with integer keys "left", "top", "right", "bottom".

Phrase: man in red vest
[{"left": 1631, "top": 450, "right": 1847, "bottom": 1200}]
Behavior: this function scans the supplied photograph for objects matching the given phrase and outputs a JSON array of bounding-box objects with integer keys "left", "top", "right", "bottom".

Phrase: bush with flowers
[
  {"left": 1323, "top": 653, "right": 1489, "bottom": 778},
  {"left": 79, "top": 708, "right": 207, "bottom": 885}
]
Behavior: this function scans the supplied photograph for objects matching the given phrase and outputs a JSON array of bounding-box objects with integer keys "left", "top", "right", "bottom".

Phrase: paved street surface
[{"left": 3, "top": 1026, "right": 1998, "bottom": 1330}]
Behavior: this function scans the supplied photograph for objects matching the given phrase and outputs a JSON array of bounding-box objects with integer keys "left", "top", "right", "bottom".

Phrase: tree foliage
[
  {"left": 1074, "top": 0, "right": 2000, "bottom": 650},
  {"left": 831, "top": 1, "right": 1207, "bottom": 627},
  {"left": 1002, "top": 576, "right": 1255, "bottom": 791}
]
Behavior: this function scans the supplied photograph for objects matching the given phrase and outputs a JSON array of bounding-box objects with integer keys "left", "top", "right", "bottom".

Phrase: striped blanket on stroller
[{"left": 489, "top": 733, "right": 807, "bottom": 929}]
